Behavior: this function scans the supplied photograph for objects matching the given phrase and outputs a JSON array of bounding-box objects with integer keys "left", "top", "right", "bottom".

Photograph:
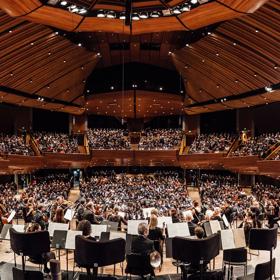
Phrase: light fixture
[
  {"left": 79, "top": 8, "right": 87, "bottom": 14},
  {"left": 139, "top": 12, "right": 148, "bottom": 19},
  {"left": 191, "top": 0, "right": 198, "bottom": 4},
  {"left": 181, "top": 4, "right": 191, "bottom": 11},
  {"left": 150, "top": 11, "right": 160, "bottom": 18},
  {"left": 132, "top": 13, "right": 140, "bottom": 20},
  {"left": 60, "top": 1, "right": 67, "bottom": 6},
  {"left": 119, "top": 12, "right": 126, "bottom": 19},
  {"left": 173, "top": 7, "right": 181, "bottom": 14},
  {"left": 107, "top": 11, "right": 116, "bottom": 18},
  {"left": 265, "top": 86, "right": 273, "bottom": 92},
  {"left": 110, "top": 86, "right": 114, "bottom": 90},
  {"left": 97, "top": 10, "right": 106, "bottom": 17},
  {"left": 78, "top": 43, "right": 82, "bottom": 47}
]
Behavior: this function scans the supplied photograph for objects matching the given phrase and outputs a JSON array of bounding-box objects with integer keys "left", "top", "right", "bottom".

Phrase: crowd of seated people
[
  {"left": 79, "top": 170, "right": 192, "bottom": 220},
  {"left": 87, "top": 128, "right": 130, "bottom": 150},
  {"left": 138, "top": 129, "right": 182, "bottom": 150},
  {"left": 33, "top": 132, "right": 79, "bottom": 153},
  {"left": 232, "top": 133, "right": 280, "bottom": 157},
  {"left": 189, "top": 133, "right": 235, "bottom": 154},
  {"left": 0, "top": 133, "right": 34, "bottom": 155}
]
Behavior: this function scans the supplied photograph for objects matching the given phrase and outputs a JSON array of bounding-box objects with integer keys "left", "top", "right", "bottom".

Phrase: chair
[
  {"left": 223, "top": 248, "right": 247, "bottom": 280},
  {"left": 125, "top": 253, "right": 154, "bottom": 278},
  {"left": 10, "top": 228, "right": 51, "bottom": 271},
  {"left": 12, "top": 267, "right": 44, "bottom": 280},
  {"left": 248, "top": 225, "right": 278, "bottom": 280},
  {"left": 172, "top": 233, "right": 221, "bottom": 278},
  {"left": 236, "top": 258, "right": 276, "bottom": 280},
  {"left": 74, "top": 236, "right": 125, "bottom": 280}
]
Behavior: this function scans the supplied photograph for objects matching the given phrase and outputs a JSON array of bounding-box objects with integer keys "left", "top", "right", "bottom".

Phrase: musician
[
  {"left": 108, "top": 207, "right": 127, "bottom": 230},
  {"left": 184, "top": 210, "right": 197, "bottom": 235},
  {"left": 51, "top": 196, "right": 71, "bottom": 219},
  {"left": 192, "top": 201, "right": 202, "bottom": 224},
  {"left": 76, "top": 199, "right": 86, "bottom": 223},
  {"left": 148, "top": 215, "right": 165, "bottom": 269},
  {"left": 170, "top": 208, "right": 180, "bottom": 223},
  {"left": 83, "top": 202, "right": 100, "bottom": 224},
  {"left": 212, "top": 207, "right": 223, "bottom": 222},
  {"left": 33, "top": 204, "right": 48, "bottom": 230},
  {"left": 26, "top": 222, "right": 56, "bottom": 274},
  {"left": 194, "top": 226, "right": 204, "bottom": 239},
  {"left": 77, "top": 220, "right": 96, "bottom": 241},
  {"left": 52, "top": 208, "right": 66, "bottom": 223}
]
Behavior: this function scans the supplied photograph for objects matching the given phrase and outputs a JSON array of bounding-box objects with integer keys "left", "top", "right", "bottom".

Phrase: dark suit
[
  {"left": 131, "top": 235, "right": 155, "bottom": 256},
  {"left": 83, "top": 209, "right": 99, "bottom": 224}
]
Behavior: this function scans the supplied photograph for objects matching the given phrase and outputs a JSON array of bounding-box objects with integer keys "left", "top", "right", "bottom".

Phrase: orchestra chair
[
  {"left": 222, "top": 248, "right": 247, "bottom": 280},
  {"left": 172, "top": 233, "right": 221, "bottom": 279},
  {"left": 236, "top": 258, "right": 276, "bottom": 280},
  {"left": 74, "top": 236, "right": 125, "bottom": 280},
  {"left": 248, "top": 224, "right": 278, "bottom": 280},
  {"left": 125, "top": 253, "right": 154, "bottom": 279},
  {"left": 12, "top": 267, "right": 44, "bottom": 280},
  {"left": 10, "top": 228, "right": 51, "bottom": 272}
]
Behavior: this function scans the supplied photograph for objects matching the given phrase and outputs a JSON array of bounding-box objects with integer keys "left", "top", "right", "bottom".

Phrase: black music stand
[{"left": 248, "top": 224, "right": 278, "bottom": 280}]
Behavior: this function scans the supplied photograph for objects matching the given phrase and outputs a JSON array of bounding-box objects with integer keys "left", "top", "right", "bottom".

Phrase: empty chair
[
  {"left": 74, "top": 236, "right": 125, "bottom": 280},
  {"left": 125, "top": 253, "right": 154, "bottom": 278},
  {"left": 236, "top": 258, "right": 276, "bottom": 280},
  {"left": 10, "top": 228, "right": 51, "bottom": 271}
]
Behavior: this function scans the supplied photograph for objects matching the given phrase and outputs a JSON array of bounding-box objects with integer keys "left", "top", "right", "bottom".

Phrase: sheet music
[
  {"left": 157, "top": 216, "right": 173, "bottom": 228},
  {"left": 65, "top": 230, "right": 82, "bottom": 250},
  {"left": 222, "top": 215, "right": 230, "bottom": 228},
  {"left": 64, "top": 209, "right": 75, "bottom": 221},
  {"left": 127, "top": 220, "right": 147, "bottom": 235},
  {"left": 109, "top": 231, "right": 126, "bottom": 240},
  {"left": 209, "top": 220, "right": 221, "bottom": 234},
  {"left": 167, "top": 222, "right": 190, "bottom": 238},
  {"left": 91, "top": 224, "right": 107, "bottom": 238},
  {"left": 142, "top": 208, "right": 154, "bottom": 218},
  {"left": 48, "top": 222, "right": 69, "bottom": 237},
  {"left": 6, "top": 224, "right": 25, "bottom": 240},
  {"left": 7, "top": 210, "right": 16, "bottom": 223},
  {"left": 221, "top": 229, "right": 235, "bottom": 250},
  {"left": 233, "top": 228, "right": 246, "bottom": 248}
]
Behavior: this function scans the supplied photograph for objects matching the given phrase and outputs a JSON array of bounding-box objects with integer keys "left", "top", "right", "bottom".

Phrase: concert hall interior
[{"left": 0, "top": 0, "right": 280, "bottom": 279}]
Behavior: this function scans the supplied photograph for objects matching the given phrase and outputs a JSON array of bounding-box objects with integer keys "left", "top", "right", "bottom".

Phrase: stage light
[
  {"left": 97, "top": 10, "right": 106, "bottom": 17},
  {"left": 139, "top": 12, "right": 148, "bottom": 19},
  {"left": 265, "top": 86, "right": 273, "bottom": 92},
  {"left": 191, "top": 0, "right": 198, "bottom": 4},
  {"left": 150, "top": 11, "right": 160, "bottom": 18},
  {"left": 119, "top": 12, "right": 126, "bottom": 19},
  {"left": 181, "top": 4, "right": 191, "bottom": 12},
  {"left": 79, "top": 8, "right": 87, "bottom": 14},
  {"left": 107, "top": 11, "right": 116, "bottom": 18},
  {"left": 132, "top": 13, "right": 140, "bottom": 20},
  {"left": 173, "top": 7, "right": 181, "bottom": 14},
  {"left": 60, "top": 1, "right": 67, "bottom": 6}
]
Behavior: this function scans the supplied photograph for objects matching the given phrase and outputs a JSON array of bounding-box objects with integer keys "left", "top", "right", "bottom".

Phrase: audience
[
  {"left": 0, "top": 134, "right": 34, "bottom": 155},
  {"left": 138, "top": 129, "right": 182, "bottom": 150},
  {"left": 33, "top": 132, "right": 79, "bottom": 153},
  {"left": 232, "top": 133, "right": 280, "bottom": 157},
  {"left": 87, "top": 128, "right": 130, "bottom": 150},
  {"left": 189, "top": 133, "right": 235, "bottom": 154}
]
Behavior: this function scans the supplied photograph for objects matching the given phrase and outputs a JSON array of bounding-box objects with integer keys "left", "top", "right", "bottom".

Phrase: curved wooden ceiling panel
[
  {"left": 0, "top": 0, "right": 269, "bottom": 34},
  {"left": 174, "top": 0, "right": 280, "bottom": 114}
]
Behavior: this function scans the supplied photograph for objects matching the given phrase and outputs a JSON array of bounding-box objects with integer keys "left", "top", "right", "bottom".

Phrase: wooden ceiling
[
  {"left": 0, "top": 10, "right": 99, "bottom": 115},
  {"left": 86, "top": 91, "right": 184, "bottom": 118},
  {"left": 173, "top": 0, "right": 280, "bottom": 114},
  {"left": 0, "top": 0, "right": 269, "bottom": 34}
]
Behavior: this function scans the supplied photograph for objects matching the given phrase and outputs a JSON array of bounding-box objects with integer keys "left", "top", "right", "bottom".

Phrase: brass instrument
[{"left": 150, "top": 251, "right": 161, "bottom": 268}]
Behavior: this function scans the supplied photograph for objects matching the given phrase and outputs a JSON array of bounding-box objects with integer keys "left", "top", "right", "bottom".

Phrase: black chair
[
  {"left": 172, "top": 233, "right": 221, "bottom": 279},
  {"left": 74, "top": 236, "right": 125, "bottom": 280},
  {"left": 223, "top": 248, "right": 247, "bottom": 280},
  {"left": 12, "top": 267, "right": 44, "bottom": 280},
  {"left": 10, "top": 228, "right": 51, "bottom": 271},
  {"left": 248, "top": 225, "right": 278, "bottom": 280},
  {"left": 125, "top": 253, "right": 154, "bottom": 278},
  {"left": 236, "top": 258, "right": 276, "bottom": 280}
]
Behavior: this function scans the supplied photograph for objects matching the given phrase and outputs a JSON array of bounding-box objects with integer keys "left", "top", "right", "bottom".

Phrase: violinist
[
  {"left": 33, "top": 204, "right": 49, "bottom": 230},
  {"left": 108, "top": 207, "right": 127, "bottom": 230}
]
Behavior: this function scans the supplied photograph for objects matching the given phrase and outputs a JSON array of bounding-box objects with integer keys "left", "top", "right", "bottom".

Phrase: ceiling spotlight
[
  {"left": 132, "top": 13, "right": 140, "bottom": 20},
  {"left": 78, "top": 43, "right": 82, "bottom": 47},
  {"left": 60, "top": 1, "right": 67, "bottom": 6},
  {"left": 139, "top": 12, "right": 148, "bottom": 19},
  {"left": 150, "top": 11, "right": 160, "bottom": 18},
  {"left": 107, "top": 11, "right": 116, "bottom": 18},
  {"left": 173, "top": 7, "right": 181, "bottom": 14},
  {"left": 79, "top": 8, "right": 87, "bottom": 14},
  {"left": 97, "top": 10, "right": 106, "bottom": 17},
  {"left": 181, "top": 4, "right": 191, "bottom": 11},
  {"left": 119, "top": 12, "right": 126, "bottom": 19},
  {"left": 110, "top": 86, "right": 114, "bottom": 90},
  {"left": 265, "top": 86, "right": 273, "bottom": 92},
  {"left": 190, "top": 0, "right": 198, "bottom": 4},
  {"left": 159, "top": 87, "right": 163, "bottom": 91}
]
